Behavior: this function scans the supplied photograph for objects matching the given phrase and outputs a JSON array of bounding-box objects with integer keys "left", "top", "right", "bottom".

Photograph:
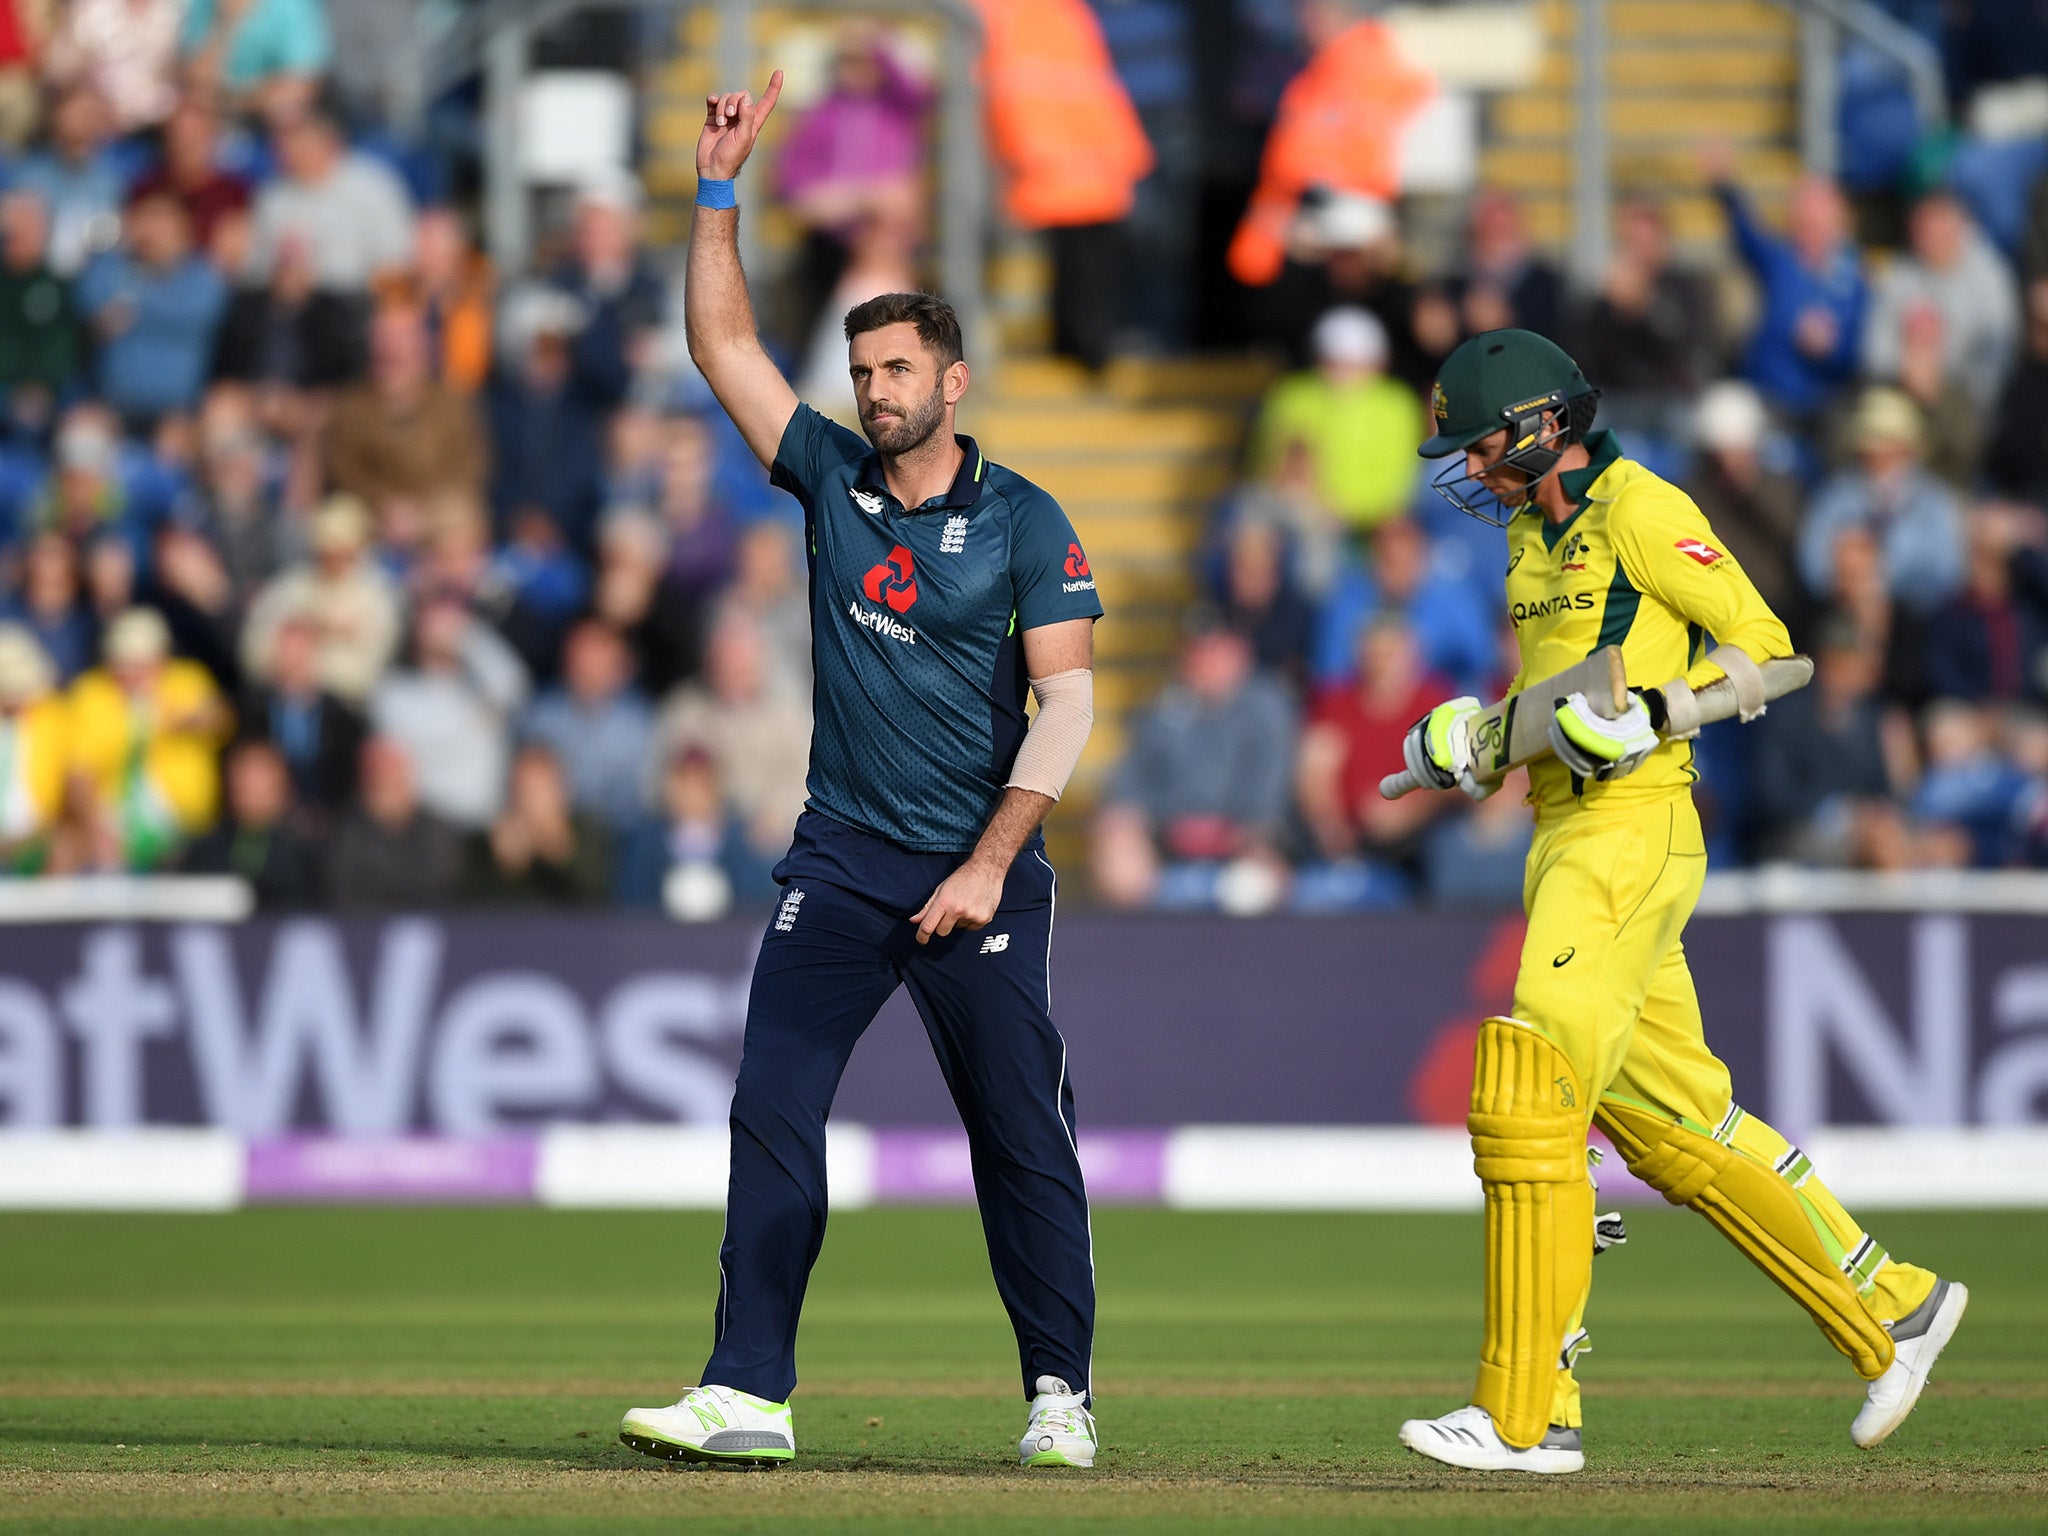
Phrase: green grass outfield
[{"left": 1, "top": 1205, "right": 2044, "bottom": 1534}]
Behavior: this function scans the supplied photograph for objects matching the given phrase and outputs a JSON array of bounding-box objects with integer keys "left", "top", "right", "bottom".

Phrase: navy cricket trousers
[{"left": 700, "top": 850, "right": 1095, "bottom": 1404}]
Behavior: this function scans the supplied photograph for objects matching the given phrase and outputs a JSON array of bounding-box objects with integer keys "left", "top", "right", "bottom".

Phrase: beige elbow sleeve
[{"left": 1005, "top": 667, "right": 1094, "bottom": 801}]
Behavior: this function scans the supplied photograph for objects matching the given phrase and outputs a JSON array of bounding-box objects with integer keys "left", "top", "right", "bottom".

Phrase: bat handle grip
[{"left": 1379, "top": 769, "right": 1423, "bottom": 801}]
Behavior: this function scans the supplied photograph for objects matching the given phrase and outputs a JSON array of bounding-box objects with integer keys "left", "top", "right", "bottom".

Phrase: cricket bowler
[
  {"left": 618, "top": 74, "right": 1102, "bottom": 1468},
  {"left": 1394, "top": 329, "right": 1968, "bottom": 1473}
]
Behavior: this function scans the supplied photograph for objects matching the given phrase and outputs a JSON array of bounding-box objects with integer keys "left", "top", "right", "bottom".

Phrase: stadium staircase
[
  {"left": 1487, "top": 0, "right": 1805, "bottom": 246},
  {"left": 961, "top": 358, "right": 1273, "bottom": 869}
]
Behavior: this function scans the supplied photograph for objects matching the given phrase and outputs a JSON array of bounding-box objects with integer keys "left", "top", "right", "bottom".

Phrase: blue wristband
[{"left": 695, "top": 177, "right": 737, "bottom": 210}]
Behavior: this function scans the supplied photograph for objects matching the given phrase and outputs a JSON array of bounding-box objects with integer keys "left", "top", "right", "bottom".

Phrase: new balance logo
[
  {"left": 848, "top": 600, "right": 917, "bottom": 644},
  {"left": 940, "top": 515, "right": 968, "bottom": 554},
  {"left": 774, "top": 888, "right": 806, "bottom": 932},
  {"left": 850, "top": 486, "right": 886, "bottom": 516},
  {"left": 979, "top": 933, "right": 1010, "bottom": 954}
]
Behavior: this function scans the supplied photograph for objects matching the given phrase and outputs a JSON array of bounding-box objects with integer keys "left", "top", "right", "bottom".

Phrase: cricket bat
[{"left": 1378, "top": 646, "right": 1815, "bottom": 799}]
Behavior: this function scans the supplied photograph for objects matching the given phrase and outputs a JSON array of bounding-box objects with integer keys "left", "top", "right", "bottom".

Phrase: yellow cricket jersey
[{"left": 1504, "top": 431, "right": 1793, "bottom": 821}]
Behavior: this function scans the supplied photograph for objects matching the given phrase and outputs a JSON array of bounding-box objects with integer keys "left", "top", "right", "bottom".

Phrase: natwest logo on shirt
[
  {"left": 863, "top": 545, "right": 919, "bottom": 613},
  {"left": 1062, "top": 541, "right": 1095, "bottom": 594}
]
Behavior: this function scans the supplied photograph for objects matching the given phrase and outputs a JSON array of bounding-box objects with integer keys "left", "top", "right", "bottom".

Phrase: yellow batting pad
[
  {"left": 1468, "top": 1017, "right": 1593, "bottom": 1450},
  {"left": 1597, "top": 1101, "right": 1894, "bottom": 1379}
]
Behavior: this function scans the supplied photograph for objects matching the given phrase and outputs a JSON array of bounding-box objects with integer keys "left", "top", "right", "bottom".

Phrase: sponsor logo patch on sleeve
[{"left": 1675, "top": 537, "right": 1725, "bottom": 566}]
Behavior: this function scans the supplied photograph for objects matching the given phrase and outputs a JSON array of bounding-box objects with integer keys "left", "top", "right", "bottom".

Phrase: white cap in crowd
[
  {"left": 1692, "top": 380, "right": 1768, "bottom": 452},
  {"left": 1312, "top": 306, "right": 1389, "bottom": 370}
]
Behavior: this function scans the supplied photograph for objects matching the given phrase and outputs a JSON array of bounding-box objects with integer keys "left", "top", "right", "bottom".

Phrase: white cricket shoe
[
  {"left": 1398, "top": 1404, "right": 1584, "bottom": 1474},
  {"left": 1852, "top": 1278, "right": 1969, "bottom": 1449},
  {"left": 619, "top": 1384, "right": 795, "bottom": 1466},
  {"left": 1018, "top": 1376, "right": 1096, "bottom": 1467}
]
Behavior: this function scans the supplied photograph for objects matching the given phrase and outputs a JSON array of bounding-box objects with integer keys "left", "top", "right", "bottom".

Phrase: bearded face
[{"left": 860, "top": 376, "right": 947, "bottom": 456}]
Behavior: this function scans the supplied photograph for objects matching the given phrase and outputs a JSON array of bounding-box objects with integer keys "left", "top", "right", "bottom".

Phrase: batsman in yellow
[{"left": 1393, "top": 330, "right": 1968, "bottom": 1474}]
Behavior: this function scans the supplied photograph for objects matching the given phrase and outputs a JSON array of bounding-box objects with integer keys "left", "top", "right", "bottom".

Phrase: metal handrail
[{"left": 1769, "top": 0, "right": 1949, "bottom": 176}]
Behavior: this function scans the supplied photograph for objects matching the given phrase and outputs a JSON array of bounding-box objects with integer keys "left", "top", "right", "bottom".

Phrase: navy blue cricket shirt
[{"left": 770, "top": 404, "right": 1104, "bottom": 859}]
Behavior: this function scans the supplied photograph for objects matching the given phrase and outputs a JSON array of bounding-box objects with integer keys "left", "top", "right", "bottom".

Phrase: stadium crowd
[{"left": 0, "top": 0, "right": 2041, "bottom": 916}]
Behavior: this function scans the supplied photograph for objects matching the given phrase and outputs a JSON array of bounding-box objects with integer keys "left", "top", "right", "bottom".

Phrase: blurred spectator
[
  {"left": 616, "top": 743, "right": 780, "bottom": 913},
  {"left": 460, "top": 742, "right": 610, "bottom": 907},
  {"left": 241, "top": 495, "right": 402, "bottom": 707},
  {"left": 326, "top": 0, "right": 429, "bottom": 139},
  {"left": 1799, "top": 387, "right": 1965, "bottom": 615},
  {"left": 1215, "top": 518, "right": 1312, "bottom": 687},
  {"left": 1296, "top": 614, "right": 1446, "bottom": 863},
  {"left": 410, "top": 490, "right": 560, "bottom": 682},
  {"left": 66, "top": 607, "right": 232, "bottom": 868},
  {"left": 180, "top": 0, "right": 329, "bottom": 115},
  {"left": 1910, "top": 700, "right": 2034, "bottom": 867},
  {"left": 182, "top": 383, "right": 289, "bottom": 605},
  {"left": 486, "top": 285, "right": 614, "bottom": 550},
  {"left": 1093, "top": 617, "right": 1294, "bottom": 904},
  {"left": 1577, "top": 194, "right": 1718, "bottom": 435},
  {"left": 327, "top": 735, "right": 460, "bottom": 909},
  {"left": 370, "top": 589, "right": 528, "bottom": 831},
  {"left": 0, "top": 0, "right": 38, "bottom": 150},
  {"left": 0, "top": 190, "right": 78, "bottom": 437},
  {"left": 519, "top": 618, "right": 653, "bottom": 832},
  {"left": 145, "top": 520, "right": 239, "bottom": 690},
  {"left": 1923, "top": 505, "right": 2048, "bottom": 703},
  {"left": 627, "top": 408, "right": 736, "bottom": 599},
  {"left": 1986, "top": 277, "right": 2048, "bottom": 504},
  {"left": 554, "top": 170, "right": 665, "bottom": 349},
  {"left": 975, "top": 0, "right": 1153, "bottom": 369},
  {"left": 1249, "top": 307, "right": 1422, "bottom": 532},
  {"left": 1422, "top": 766, "right": 1532, "bottom": 908},
  {"left": 236, "top": 606, "right": 364, "bottom": 819},
  {"left": 324, "top": 301, "right": 486, "bottom": 507},
  {"left": 0, "top": 532, "right": 93, "bottom": 681},
  {"left": 1863, "top": 190, "right": 2020, "bottom": 412},
  {"left": 793, "top": 195, "right": 922, "bottom": 422},
  {"left": 74, "top": 189, "right": 227, "bottom": 429},
  {"left": 409, "top": 207, "right": 493, "bottom": 393},
  {"left": 125, "top": 98, "right": 252, "bottom": 259},
  {"left": 179, "top": 736, "right": 324, "bottom": 907},
  {"left": 1311, "top": 517, "right": 1496, "bottom": 695},
  {"left": 1686, "top": 382, "right": 1805, "bottom": 626},
  {"left": 1884, "top": 293, "right": 1981, "bottom": 488},
  {"left": 651, "top": 610, "right": 810, "bottom": 860},
  {"left": 1259, "top": 193, "right": 1437, "bottom": 391},
  {"left": 1218, "top": 435, "right": 1344, "bottom": 600},
  {"left": 35, "top": 404, "right": 128, "bottom": 542},
  {"left": 773, "top": 27, "right": 932, "bottom": 345},
  {"left": 589, "top": 510, "right": 701, "bottom": 699},
  {"left": 249, "top": 102, "right": 413, "bottom": 296},
  {"left": 14, "top": 83, "right": 123, "bottom": 277},
  {"left": 1750, "top": 619, "right": 1902, "bottom": 864},
  {"left": 1454, "top": 189, "right": 1563, "bottom": 343},
  {"left": 1093, "top": 0, "right": 1196, "bottom": 350},
  {"left": 1818, "top": 523, "right": 1927, "bottom": 708},
  {"left": 213, "top": 226, "right": 368, "bottom": 393},
  {"left": 1226, "top": 0, "right": 1432, "bottom": 288},
  {"left": 43, "top": 0, "right": 181, "bottom": 136},
  {"left": 1707, "top": 148, "right": 1865, "bottom": 424},
  {"left": 0, "top": 625, "right": 67, "bottom": 870},
  {"left": 718, "top": 521, "right": 810, "bottom": 702}
]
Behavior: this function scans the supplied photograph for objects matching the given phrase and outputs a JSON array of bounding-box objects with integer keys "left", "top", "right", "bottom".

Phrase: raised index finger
[{"left": 750, "top": 69, "right": 786, "bottom": 129}]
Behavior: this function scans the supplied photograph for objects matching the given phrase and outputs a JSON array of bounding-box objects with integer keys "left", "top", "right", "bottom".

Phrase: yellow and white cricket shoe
[
  {"left": 619, "top": 1384, "right": 794, "bottom": 1466},
  {"left": 1018, "top": 1376, "right": 1096, "bottom": 1467},
  {"left": 1852, "top": 1278, "right": 1969, "bottom": 1448},
  {"left": 1398, "top": 1404, "right": 1584, "bottom": 1474}
]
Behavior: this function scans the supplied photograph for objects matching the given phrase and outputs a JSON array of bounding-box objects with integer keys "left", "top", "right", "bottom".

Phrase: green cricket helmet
[{"left": 1419, "top": 328, "right": 1600, "bottom": 525}]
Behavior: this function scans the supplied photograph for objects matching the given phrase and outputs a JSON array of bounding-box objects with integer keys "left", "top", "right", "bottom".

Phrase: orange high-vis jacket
[
  {"left": 973, "top": 0, "right": 1154, "bottom": 230},
  {"left": 1227, "top": 19, "right": 1435, "bottom": 286}
]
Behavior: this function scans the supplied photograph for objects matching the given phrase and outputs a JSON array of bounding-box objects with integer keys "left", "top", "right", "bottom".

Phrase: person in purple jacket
[{"left": 773, "top": 29, "right": 933, "bottom": 344}]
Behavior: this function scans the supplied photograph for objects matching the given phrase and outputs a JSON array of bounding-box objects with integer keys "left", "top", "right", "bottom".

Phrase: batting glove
[
  {"left": 1548, "top": 690, "right": 1659, "bottom": 781},
  {"left": 1401, "top": 696, "right": 1497, "bottom": 802}
]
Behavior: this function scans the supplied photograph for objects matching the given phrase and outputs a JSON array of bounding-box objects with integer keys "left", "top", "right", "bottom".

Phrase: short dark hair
[{"left": 843, "top": 291, "right": 964, "bottom": 368}]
